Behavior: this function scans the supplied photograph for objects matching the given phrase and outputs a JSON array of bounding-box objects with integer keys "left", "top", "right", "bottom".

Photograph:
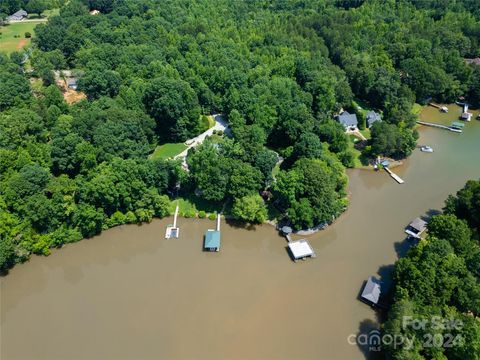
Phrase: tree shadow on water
[
  {"left": 355, "top": 318, "right": 385, "bottom": 360},
  {"left": 224, "top": 218, "right": 258, "bottom": 231}
]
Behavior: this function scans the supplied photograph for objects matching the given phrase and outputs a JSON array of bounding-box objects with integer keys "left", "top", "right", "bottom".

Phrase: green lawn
[
  {"left": 149, "top": 143, "right": 187, "bottom": 160},
  {"left": 348, "top": 135, "right": 369, "bottom": 168},
  {"left": 359, "top": 128, "right": 371, "bottom": 139},
  {"left": 0, "top": 22, "right": 42, "bottom": 54}
]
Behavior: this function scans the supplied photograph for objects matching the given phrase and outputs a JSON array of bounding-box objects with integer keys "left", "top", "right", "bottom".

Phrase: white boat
[
  {"left": 440, "top": 106, "right": 448, "bottom": 113},
  {"left": 420, "top": 146, "right": 434, "bottom": 153}
]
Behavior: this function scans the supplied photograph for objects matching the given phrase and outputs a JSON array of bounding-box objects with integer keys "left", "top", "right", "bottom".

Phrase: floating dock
[
  {"left": 384, "top": 167, "right": 404, "bottom": 184},
  {"left": 165, "top": 204, "right": 180, "bottom": 239}
]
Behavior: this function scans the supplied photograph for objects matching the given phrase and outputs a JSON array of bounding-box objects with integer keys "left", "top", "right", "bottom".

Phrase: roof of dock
[
  {"left": 361, "top": 276, "right": 381, "bottom": 304},
  {"left": 408, "top": 218, "right": 427, "bottom": 232},
  {"left": 204, "top": 230, "right": 220, "bottom": 249},
  {"left": 288, "top": 240, "right": 315, "bottom": 259}
]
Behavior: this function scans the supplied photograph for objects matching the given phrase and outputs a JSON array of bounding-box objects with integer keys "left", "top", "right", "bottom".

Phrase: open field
[
  {"left": 150, "top": 143, "right": 188, "bottom": 160},
  {"left": 0, "top": 21, "right": 41, "bottom": 54}
]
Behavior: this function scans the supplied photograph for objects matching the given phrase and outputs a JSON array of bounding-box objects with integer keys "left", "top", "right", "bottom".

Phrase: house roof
[
  {"left": 281, "top": 226, "right": 292, "bottom": 235},
  {"left": 288, "top": 240, "right": 314, "bottom": 259},
  {"left": 465, "top": 58, "right": 480, "bottom": 66},
  {"left": 204, "top": 230, "right": 220, "bottom": 249},
  {"left": 409, "top": 218, "right": 427, "bottom": 232},
  {"left": 337, "top": 111, "right": 358, "bottom": 127},
  {"left": 366, "top": 111, "right": 381, "bottom": 126},
  {"left": 9, "top": 10, "right": 27, "bottom": 18},
  {"left": 361, "top": 276, "right": 381, "bottom": 304}
]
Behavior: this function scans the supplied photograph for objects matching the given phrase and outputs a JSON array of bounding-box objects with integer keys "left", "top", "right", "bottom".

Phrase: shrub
[
  {"left": 25, "top": 32, "right": 32, "bottom": 38},
  {"left": 125, "top": 211, "right": 137, "bottom": 223},
  {"left": 198, "top": 210, "right": 206, "bottom": 218},
  {"left": 184, "top": 209, "right": 196, "bottom": 218},
  {"left": 208, "top": 213, "right": 216, "bottom": 220}
]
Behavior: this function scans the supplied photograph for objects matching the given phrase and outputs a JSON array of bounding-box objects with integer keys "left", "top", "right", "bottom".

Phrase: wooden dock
[
  {"left": 384, "top": 167, "right": 404, "bottom": 184},
  {"left": 428, "top": 103, "right": 442, "bottom": 109},
  {"left": 165, "top": 204, "right": 180, "bottom": 239}
]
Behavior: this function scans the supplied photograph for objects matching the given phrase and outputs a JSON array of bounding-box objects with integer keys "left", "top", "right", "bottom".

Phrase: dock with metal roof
[
  {"left": 405, "top": 217, "right": 427, "bottom": 239},
  {"left": 288, "top": 239, "right": 316, "bottom": 262},
  {"left": 204, "top": 213, "right": 221, "bottom": 251}
]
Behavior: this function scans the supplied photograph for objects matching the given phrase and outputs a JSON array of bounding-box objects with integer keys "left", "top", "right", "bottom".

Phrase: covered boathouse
[
  {"left": 405, "top": 217, "right": 427, "bottom": 239},
  {"left": 288, "top": 239, "right": 316, "bottom": 261},
  {"left": 204, "top": 213, "right": 221, "bottom": 252},
  {"left": 204, "top": 230, "right": 220, "bottom": 252},
  {"left": 361, "top": 276, "right": 382, "bottom": 306}
]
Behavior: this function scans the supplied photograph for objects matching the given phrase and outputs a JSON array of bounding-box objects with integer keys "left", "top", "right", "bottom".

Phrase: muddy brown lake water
[{"left": 1, "top": 104, "right": 480, "bottom": 360}]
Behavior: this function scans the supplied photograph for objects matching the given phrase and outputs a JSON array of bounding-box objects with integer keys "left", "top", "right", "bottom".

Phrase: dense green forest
[
  {"left": 1, "top": 0, "right": 480, "bottom": 271},
  {"left": 383, "top": 180, "right": 480, "bottom": 358}
]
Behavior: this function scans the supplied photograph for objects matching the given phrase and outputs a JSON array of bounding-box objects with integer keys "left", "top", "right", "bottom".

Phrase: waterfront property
[
  {"left": 405, "top": 217, "right": 427, "bottom": 239},
  {"left": 287, "top": 239, "right": 316, "bottom": 261},
  {"left": 360, "top": 276, "right": 382, "bottom": 306}
]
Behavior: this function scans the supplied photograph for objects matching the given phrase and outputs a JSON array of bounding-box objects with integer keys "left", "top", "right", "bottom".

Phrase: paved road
[{"left": 174, "top": 114, "right": 229, "bottom": 161}]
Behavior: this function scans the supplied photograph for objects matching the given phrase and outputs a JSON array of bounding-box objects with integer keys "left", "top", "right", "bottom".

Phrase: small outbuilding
[
  {"left": 281, "top": 226, "right": 293, "bottom": 235},
  {"left": 405, "top": 217, "right": 427, "bottom": 239},
  {"left": 204, "top": 230, "right": 220, "bottom": 252},
  {"left": 67, "top": 78, "right": 78, "bottom": 90},
  {"left": 366, "top": 111, "right": 382, "bottom": 128},
  {"left": 361, "top": 276, "right": 382, "bottom": 306},
  {"left": 288, "top": 239, "right": 316, "bottom": 261},
  {"left": 380, "top": 159, "right": 390, "bottom": 168}
]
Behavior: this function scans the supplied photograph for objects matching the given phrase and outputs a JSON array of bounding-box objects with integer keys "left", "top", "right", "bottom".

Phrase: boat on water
[{"left": 420, "top": 145, "right": 434, "bottom": 153}]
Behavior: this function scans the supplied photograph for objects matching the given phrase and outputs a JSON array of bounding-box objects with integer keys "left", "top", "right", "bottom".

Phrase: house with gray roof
[
  {"left": 7, "top": 10, "right": 28, "bottom": 21},
  {"left": 366, "top": 111, "right": 382, "bottom": 128},
  {"left": 337, "top": 111, "right": 358, "bottom": 131}
]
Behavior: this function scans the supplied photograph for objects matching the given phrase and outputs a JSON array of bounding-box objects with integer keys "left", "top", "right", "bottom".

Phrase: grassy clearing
[
  {"left": 149, "top": 143, "right": 187, "bottom": 160},
  {"left": 352, "top": 99, "right": 371, "bottom": 116},
  {"left": 359, "top": 128, "right": 371, "bottom": 139},
  {"left": 0, "top": 22, "right": 41, "bottom": 54},
  {"left": 171, "top": 196, "right": 223, "bottom": 218},
  {"left": 411, "top": 103, "right": 424, "bottom": 115},
  {"left": 348, "top": 135, "right": 370, "bottom": 168}
]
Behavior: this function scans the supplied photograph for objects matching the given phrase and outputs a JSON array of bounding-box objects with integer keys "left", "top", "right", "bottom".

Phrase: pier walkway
[
  {"left": 384, "top": 167, "right": 404, "bottom": 184},
  {"left": 416, "top": 121, "right": 462, "bottom": 133},
  {"left": 165, "top": 204, "right": 180, "bottom": 239}
]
